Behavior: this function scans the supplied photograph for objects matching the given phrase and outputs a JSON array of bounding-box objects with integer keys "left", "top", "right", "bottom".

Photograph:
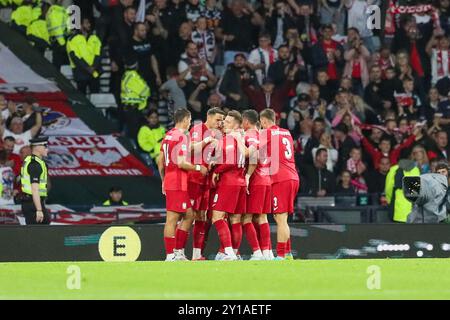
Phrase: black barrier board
[{"left": 1, "top": 224, "right": 450, "bottom": 262}]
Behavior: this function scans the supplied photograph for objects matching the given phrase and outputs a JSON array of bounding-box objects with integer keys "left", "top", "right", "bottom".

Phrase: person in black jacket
[
  {"left": 218, "top": 53, "right": 256, "bottom": 110},
  {"left": 301, "top": 148, "right": 336, "bottom": 197}
]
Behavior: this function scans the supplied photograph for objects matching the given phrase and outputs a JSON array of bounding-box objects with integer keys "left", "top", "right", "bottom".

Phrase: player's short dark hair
[
  {"left": 242, "top": 109, "right": 259, "bottom": 125},
  {"left": 174, "top": 108, "right": 191, "bottom": 124},
  {"left": 207, "top": 107, "right": 226, "bottom": 117},
  {"left": 227, "top": 110, "right": 242, "bottom": 125},
  {"left": 260, "top": 108, "right": 276, "bottom": 123}
]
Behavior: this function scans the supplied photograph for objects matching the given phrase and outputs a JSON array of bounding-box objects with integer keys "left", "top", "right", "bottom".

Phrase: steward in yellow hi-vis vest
[
  {"left": 26, "top": 0, "right": 51, "bottom": 54},
  {"left": 66, "top": 17, "right": 102, "bottom": 94},
  {"left": 385, "top": 160, "right": 421, "bottom": 223},
  {"left": 121, "top": 56, "right": 151, "bottom": 139},
  {"left": 46, "top": 2, "right": 68, "bottom": 69},
  {"left": 20, "top": 136, "right": 51, "bottom": 225},
  {"left": 10, "top": 0, "right": 41, "bottom": 35}
]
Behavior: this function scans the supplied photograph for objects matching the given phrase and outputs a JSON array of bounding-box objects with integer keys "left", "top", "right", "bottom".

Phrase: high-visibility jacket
[
  {"left": 103, "top": 200, "right": 129, "bottom": 206},
  {"left": 21, "top": 155, "right": 48, "bottom": 197},
  {"left": 137, "top": 125, "right": 166, "bottom": 160},
  {"left": 67, "top": 33, "right": 102, "bottom": 78},
  {"left": 385, "top": 164, "right": 421, "bottom": 223},
  {"left": 46, "top": 4, "right": 68, "bottom": 46},
  {"left": 0, "top": 0, "right": 11, "bottom": 7},
  {"left": 27, "top": 18, "right": 50, "bottom": 45},
  {"left": 121, "top": 70, "right": 151, "bottom": 111},
  {"left": 11, "top": 5, "right": 41, "bottom": 28}
]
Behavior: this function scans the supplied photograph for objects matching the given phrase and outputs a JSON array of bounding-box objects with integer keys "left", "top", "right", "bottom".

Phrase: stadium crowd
[{"left": 1, "top": 0, "right": 450, "bottom": 222}]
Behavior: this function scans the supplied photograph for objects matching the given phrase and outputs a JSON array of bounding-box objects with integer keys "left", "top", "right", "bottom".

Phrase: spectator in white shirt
[
  {"left": 248, "top": 33, "right": 278, "bottom": 85},
  {"left": 1, "top": 114, "right": 42, "bottom": 154}
]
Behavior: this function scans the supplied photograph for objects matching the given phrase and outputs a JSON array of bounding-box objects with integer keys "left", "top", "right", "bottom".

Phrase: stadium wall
[{"left": 1, "top": 224, "right": 450, "bottom": 262}]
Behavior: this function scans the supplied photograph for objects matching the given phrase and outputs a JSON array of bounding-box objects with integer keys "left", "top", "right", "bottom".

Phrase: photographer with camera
[{"left": 404, "top": 160, "right": 450, "bottom": 223}]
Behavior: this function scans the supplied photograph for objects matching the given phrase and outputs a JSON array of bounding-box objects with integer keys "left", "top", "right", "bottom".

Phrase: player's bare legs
[
  {"left": 212, "top": 210, "right": 237, "bottom": 260},
  {"left": 255, "top": 214, "right": 273, "bottom": 259},
  {"left": 229, "top": 214, "right": 243, "bottom": 257},
  {"left": 242, "top": 214, "right": 264, "bottom": 260},
  {"left": 273, "top": 213, "right": 290, "bottom": 259},
  {"left": 192, "top": 210, "right": 207, "bottom": 260},
  {"left": 164, "top": 211, "right": 181, "bottom": 261}
]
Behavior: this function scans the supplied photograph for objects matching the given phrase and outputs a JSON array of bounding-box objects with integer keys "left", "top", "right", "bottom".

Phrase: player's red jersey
[
  {"left": 160, "top": 128, "right": 190, "bottom": 191},
  {"left": 264, "top": 125, "right": 299, "bottom": 183},
  {"left": 244, "top": 129, "right": 271, "bottom": 186},
  {"left": 188, "top": 122, "right": 215, "bottom": 185},
  {"left": 214, "top": 134, "right": 246, "bottom": 187}
]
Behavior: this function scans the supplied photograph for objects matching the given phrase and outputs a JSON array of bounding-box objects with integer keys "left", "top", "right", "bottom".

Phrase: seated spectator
[
  {"left": 429, "top": 130, "right": 450, "bottom": 160},
  {"left": 160, "top": 66, "right": 187, "bottom": 110},
  {"left": 268, "top": 45, "right": 303, "bottom": 87},
  {"left": 335, "top": 170, "right": 356, "bottom": 195},
  {"left": 178, "top": 41, "right": 214, "bottom": 81},
  {"left": 301, "top": 147, "right": 336, "bottom": 197},
  {"left": 1, "top": 113, "right": 42, "bottom": 154},
  {"left": 346, "top": 147, "right": 368, "bottom": 193},
  {"left": 333, "top": 122, "right": 357, "bottom": 173},
  {"left": 137, "top": 109, "right": 166, "bottom": 162},
  {"left": 411, "top": 144, "right": 430, "bottom": 174},
  {"left": 242, "top": 66, "right": 297, "bottom": 114},
  {"left": 287, "top": 93, "right": 319, "bottom": 132},
  {"left": 364, "top": 156, "right": 391, "bottom": 195},
  {"left": 395, "top": 78, "right": 422, "bottom": 120},
  {"left": 219, "top": 53, "right": 255, "bottom": 111},
  {"left": 312, "top": 131, "right": 338, "bottom": 172},
  {"left": 103, "top": 186, "right": 129, "bottom": 206}
]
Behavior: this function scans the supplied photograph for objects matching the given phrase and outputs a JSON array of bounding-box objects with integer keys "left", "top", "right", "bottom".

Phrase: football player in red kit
[
  {"left": 157, "top": 109, "right": 209, "bottom": 261},
  {"left": 210, "top": 111, "right": 247, "bottom": 261},
  {"left": 259, "top": 109, "right": 299, "bottom": 260},
  {"left": 189, "top": 107, "right": 226, "bottom": 261},
  {"left": 241, "top": 110, "right": 272, "bottom": 260}
]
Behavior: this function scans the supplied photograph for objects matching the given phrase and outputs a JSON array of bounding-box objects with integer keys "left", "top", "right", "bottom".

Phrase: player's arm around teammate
[{"left": 158, "top": 109, "right": 208, "bottom": 261}]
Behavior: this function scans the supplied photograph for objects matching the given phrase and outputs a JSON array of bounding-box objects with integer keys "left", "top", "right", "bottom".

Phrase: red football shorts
[
  {"left": 165, "top": 190, "right": 192, "bottom": 213},
  {"left": 188, "top": 182, "right": 210, "bottom": 211},
  {"left": 271, "top": 180, "right": 299, "bottom": 214},
  {"left": 211, "top": 185, "right": 247, "bottom": 214},
  {"left": 246, "top": 184, "right": 272, "bottom": 214}
]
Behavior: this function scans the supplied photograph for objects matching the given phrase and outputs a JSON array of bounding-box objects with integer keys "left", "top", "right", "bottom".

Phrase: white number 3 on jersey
[{"left": 282, "top": 137, "right": 292, "bottom": 160}]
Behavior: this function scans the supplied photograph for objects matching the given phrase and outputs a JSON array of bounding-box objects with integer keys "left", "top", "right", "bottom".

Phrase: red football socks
[
  {"left": 231, "top": 223, "right": 243, "bottom": 251},
  {"left": 243, "top": 222, "right": 260, "bottom": 252},
  {"left": 164, "top": 236, "right": 176, "bottom": 255},
  {"left": 193, "top": 221, "right": 206, "bottom": 250},
  {"left": 286, "top": 238, "right": 291, "bottom": 254},
  {"left": 253, "top": 221, "right": 261, "bottom": 244},
  {"left": 214, "top": 219, "right": 232, "bottom": 249},
  {"left": 276, "top": 242, "right": 287, "bottom": 258},
  {"left": 175, "top": 229, "right": 189, "bottom": 250},
  {"left": 259, "top": 222, "right": 271, "bottom": 251}
]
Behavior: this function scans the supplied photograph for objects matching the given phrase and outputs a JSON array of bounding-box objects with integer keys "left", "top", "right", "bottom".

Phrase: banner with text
[{"left": 47, "top": 135, "right": 153, "bottom": 177}]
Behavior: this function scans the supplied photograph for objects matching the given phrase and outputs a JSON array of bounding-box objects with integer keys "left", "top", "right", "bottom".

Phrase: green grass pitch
[{"left": 1, "top": 259, "right": 449, "bottom": 299}]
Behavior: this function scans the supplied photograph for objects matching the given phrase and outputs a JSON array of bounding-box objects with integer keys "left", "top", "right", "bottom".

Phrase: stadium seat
[
  {"left": 89, "top": 93, "right": 117, "bottom": 116},
  {"left": 317, "top": 208, "right": 369, "bottom": 223}
]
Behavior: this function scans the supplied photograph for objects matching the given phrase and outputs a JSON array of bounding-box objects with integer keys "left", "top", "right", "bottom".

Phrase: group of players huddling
[{"left": 157, "top": 107, "right": 299, "bottom": 261}]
